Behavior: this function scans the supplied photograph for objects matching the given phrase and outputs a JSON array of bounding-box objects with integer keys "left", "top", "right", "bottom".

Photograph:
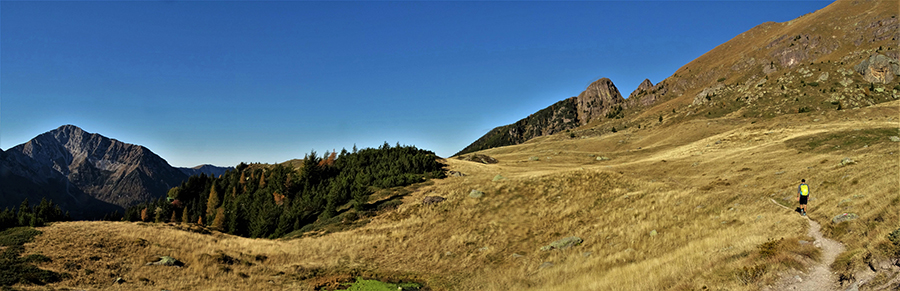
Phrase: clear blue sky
[{"left": 1, "top": 1, "right": 831, "bottom": 167}]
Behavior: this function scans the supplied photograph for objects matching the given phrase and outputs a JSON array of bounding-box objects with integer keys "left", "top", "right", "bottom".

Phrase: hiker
[{"left": 797, "top": 179, "right": 809, "bottom": 216}]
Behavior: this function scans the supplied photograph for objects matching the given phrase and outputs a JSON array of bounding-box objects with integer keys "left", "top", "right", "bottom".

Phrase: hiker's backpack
[{"left": 800, "top": 184, "right": 809, "bottom": 196}]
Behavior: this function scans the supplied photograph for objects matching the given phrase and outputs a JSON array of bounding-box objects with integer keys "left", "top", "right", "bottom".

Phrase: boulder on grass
[
  {"left": 146, "top": 256, "right": 184, "bottom": 267},
  {"left": 832, "top": 213, "right": 858, "bottom": 224},
  {"left": 422, "top": 196, "right": 446, "bottom": 205},
  {"left": 540, "top": 236, "right": 583, "bottom": 251}
]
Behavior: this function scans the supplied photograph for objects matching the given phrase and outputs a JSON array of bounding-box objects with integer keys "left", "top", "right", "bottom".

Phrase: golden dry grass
[{"left": 16, "top": 101, "right": 899, "bottom": 291}]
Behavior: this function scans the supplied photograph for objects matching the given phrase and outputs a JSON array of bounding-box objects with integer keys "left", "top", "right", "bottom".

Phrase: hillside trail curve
[{"left": 768, "top": 199, "right": 846, "bottom": 291}]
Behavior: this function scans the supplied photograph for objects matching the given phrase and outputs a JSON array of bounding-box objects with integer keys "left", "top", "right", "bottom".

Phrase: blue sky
[{"left": 1, "top": 1, "right": 831, "bottom": 167}]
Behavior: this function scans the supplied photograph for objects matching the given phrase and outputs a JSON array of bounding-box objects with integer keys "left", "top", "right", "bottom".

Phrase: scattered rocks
[
  {"left": 145, "top": 256, "right": 184, "bottom": 267},
  {"left": 529, "top": 156, "right": 540, "bottom": 161},
  {"left": 422, "top": 196, "right": 446, "bottom": 205},
  {"left": 649, "top": 230, "right": 658, "bottom": 237},
  {"left": 457, "top": 153, "right": 498, "bottom": 164},
  {"left": 596, "top": 156, "right": 611, "bottom": 161},
  {"left": 540, "top": 236, "right": 583, "bottom": 251},
  {"left": 447, "top": 171, "right": 465, "bottom": 177},
  {"left": 839, "top": 157, "right": 856, "bottom": 166},
  {"left": 889, "top": 136, "right": 900, "bottom": 142},
  {"left": 775, "top": 171, "right": 786, "bottom": 175},
  {"left": 832, "top": 213, "right": 859, "bottom": 224},
  {"left": 539, "top": 262, "right": 554, "bottom": 269},
  {"left": 492, "top": 174, "right": 506, "bottom": 182},
  {"left": 838, "top": 198, "right": 853, "bottom": 206},
  {"left": 468, "top": 190, "right": 484, "bottom": 198},
  {"left": 114, "top": 277, "right": 125, "bottom": 284}
]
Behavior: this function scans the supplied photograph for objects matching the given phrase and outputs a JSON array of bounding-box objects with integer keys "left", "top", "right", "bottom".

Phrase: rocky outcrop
[
  {"left": 4, "top": 125, "right": 188, "bottom": 210},
  {"left": 454, "top": 97, "right": 579, "bottom": 156},
  {"left": 854, "top": 53, "right": 900, "bottom": 84},
  {"left": 575, "top": 78, "right": 625, "bottom": 125},
  {"left": 628, "top": 79, "right": 654, "bottom": 100},
  {"left": 455, "top": 79, "right": 624, "bottom": 156},
  {"left": 625, "top": 79, "right": 668, "bottom": 108},
  {"left": 458, "top": 0, "right": 898, "bottom": 156}
]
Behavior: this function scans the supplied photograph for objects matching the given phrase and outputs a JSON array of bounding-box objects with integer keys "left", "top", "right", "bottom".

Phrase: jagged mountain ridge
[
  {"left": 457, "top": 0, "right": 899, "bottom": 156},
  {"left": 455, "top": 78, "right": 625, "bottom": 156},
  {"left": 3, "top": 125, "right": 188, "bottom": 212}
]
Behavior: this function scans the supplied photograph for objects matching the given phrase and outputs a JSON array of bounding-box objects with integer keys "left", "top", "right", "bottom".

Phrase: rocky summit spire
[
  {"left": 575, "top": 78, "right": 625, "bottom": 125},
  {"left": 628, "top": 79, "right": 654, "bottom": 100}
]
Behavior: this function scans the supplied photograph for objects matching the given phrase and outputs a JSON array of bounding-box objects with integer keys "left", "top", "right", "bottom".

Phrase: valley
[
  {"left": 2, "top": 0, "right": 898, "bottom": 290},
  {"left": 17, "top": 101, "right": 900, "bottom": 290}
]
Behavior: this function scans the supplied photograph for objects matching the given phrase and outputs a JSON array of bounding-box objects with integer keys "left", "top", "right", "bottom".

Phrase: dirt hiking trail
[{"left": 768, "top": 199, "right": 847, "bottom": 291}]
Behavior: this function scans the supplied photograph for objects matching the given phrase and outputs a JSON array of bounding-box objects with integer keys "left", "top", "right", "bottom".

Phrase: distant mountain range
[
  {"left": 178, "top": 164, "right": 231, "bottom": 177},
  {"left": 456, "top": 0, "right": 899, "bottom": 156},
  {"left": 0, "top": 125, "right": 232, "bottom": 218}
]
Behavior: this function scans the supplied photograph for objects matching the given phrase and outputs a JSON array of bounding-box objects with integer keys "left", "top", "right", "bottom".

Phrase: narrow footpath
[{"left": 768, "top": 199, "right": 846, "bottom": 291}]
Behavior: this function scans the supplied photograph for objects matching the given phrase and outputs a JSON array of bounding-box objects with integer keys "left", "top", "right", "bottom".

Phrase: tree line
[
  {"left": 0, "top": 198, "right": 70, "bottom": 230},
  {"left": 122, "top": 143, "right": 446, "bottom": 238}
]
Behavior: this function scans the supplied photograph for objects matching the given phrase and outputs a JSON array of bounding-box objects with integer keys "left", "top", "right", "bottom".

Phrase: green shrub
[
  {"left": 889, "top": 227, "right": 900, "bottom": 246},
  {"left": 0, "top": 228, "right": 41, "bottom": 247},
  {"left": 0, "top": 227, "right": 67, "bottom": 286},
  {"left": 717, "top": 77, "right": 726, "bottom": 82}
]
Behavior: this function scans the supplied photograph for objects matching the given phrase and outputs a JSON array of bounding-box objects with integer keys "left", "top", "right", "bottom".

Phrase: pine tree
[
  {"left": 212, "top": 207, "right": 226, "bottom": 230},
  {"left": 16, "top": 198, "right": 31, "bottom": 226},
  {"left": 206, "top": 187, "right": 220, "bottom": 221},
  {"left": 182, "top": 207, "right": 190, "bottom": 224}
]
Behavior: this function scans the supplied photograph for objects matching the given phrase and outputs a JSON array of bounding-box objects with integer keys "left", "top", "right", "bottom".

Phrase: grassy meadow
[{"left": 13, "top": 101, "right": 900, "bottom": 291}]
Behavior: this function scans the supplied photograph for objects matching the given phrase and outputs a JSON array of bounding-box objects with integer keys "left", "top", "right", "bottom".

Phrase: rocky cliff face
[
  {"left": 454, "top": 97, "right": 580, "bottom": 156},
  {"left": 455, "top": 79, "right": 625, "bottom": 156},
  {"left": 5, "top": 125, "right": 188, "bottom": 210},
  {"left": 575, "top": 78, "right": 626, "bottom": 125}
]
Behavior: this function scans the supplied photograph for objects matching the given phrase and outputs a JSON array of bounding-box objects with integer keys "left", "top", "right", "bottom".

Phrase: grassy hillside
[{"left": 15, "top": 101, "right": 899, "bottom": 291}]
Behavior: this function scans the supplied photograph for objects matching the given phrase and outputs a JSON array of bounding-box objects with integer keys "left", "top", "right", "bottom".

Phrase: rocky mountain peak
[
  {"left": 575, "top": 78, "right": 625, "bottom": 125},
  {"left": 6, "top": 125, "right": 187, "bottom": 209},
  {"left": 628, "top": 79, "right": 654, "bottom": 100}
]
